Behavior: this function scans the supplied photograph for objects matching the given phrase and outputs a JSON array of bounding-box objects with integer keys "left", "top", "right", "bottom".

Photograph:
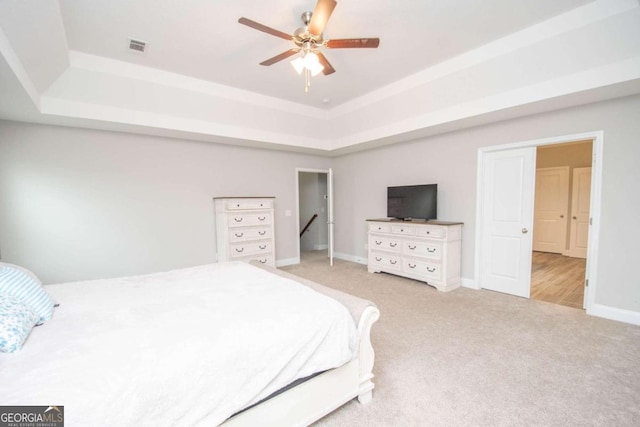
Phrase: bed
[{"left": 0, "top": 261, "right": 380, "bottom": 426}]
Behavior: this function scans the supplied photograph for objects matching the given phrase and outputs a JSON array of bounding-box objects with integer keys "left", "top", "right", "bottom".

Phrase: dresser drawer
[
  {"left": 369, "top": 236, "right": 401, "bottom": 253},
  {"left": 240, "top": 254, "right": 275, "bottom": 266},
  {"left": 391, "top": 225, "right": 415, "bottom": 236},
  {"left": 370, "top": 252, "right": 402, "bottom": 271},
  {"left": 403, "top": 259, "right": 442, "bottom": 281},
  {"left": 403, "top": 240, "right": 442, "bottom": 260},
  {"left": 369, "top": 222, "right": 391, "bottom": 233},
  {"left": 230, "top": 241, "right": 272, "bottom": 258},
  {"left": 229, "top": 227, "right": 271, "bottom": 242},
  {"left": 226, "top": 199, "right": 273, "bottom": 210},
  {"left": 229, "top": 212, "right": 272, "bottom": 227},
  {"left": 415, "top": 226, "right": 446, "bottom": 239}
]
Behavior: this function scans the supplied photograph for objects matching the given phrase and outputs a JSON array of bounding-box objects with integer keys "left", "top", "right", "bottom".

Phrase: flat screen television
[{"left": 387, "top": 184, "right": 437, "bottom": 220}]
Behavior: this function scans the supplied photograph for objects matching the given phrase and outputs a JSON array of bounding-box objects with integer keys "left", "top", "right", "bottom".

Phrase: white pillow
[
  {"left": 0, "top": 293, "right": 40, "bottom": 352},
  {"left": 0, "top": 263, "right": 55, "bottom": 324}
]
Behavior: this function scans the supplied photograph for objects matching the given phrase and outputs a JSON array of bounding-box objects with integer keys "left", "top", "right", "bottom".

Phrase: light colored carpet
[{"left": 282, "top": 251, "right": 640, "bottom": 427}]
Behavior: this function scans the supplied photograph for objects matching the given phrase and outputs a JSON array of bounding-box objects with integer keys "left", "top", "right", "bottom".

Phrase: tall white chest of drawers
[
  {"left": 214, "top": 197, "right": 276, "bottom": 267},
  {"left": 367, "top": 219, "right": 463, "bottom": 292}
]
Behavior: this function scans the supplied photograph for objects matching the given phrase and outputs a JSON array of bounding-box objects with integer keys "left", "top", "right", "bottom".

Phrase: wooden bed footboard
[
  {"left": 223, "top": 304, "right": 381, "bottom": 427},
  {"left": 356, "top": 305, "right": 381, "bottom": 404}
]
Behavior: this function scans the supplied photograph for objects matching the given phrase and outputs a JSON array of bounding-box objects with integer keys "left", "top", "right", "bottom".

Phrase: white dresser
[
  {"left": 214, "top": 197, "right": 276, "bottom": 266},
  {"left": 367, "top": 219, "right": 463, "bottom": 292}
]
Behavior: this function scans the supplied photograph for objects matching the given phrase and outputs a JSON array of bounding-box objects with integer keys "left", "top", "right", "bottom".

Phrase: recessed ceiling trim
[
  {"left": 327, "top": 56, "right": 640, "bottom": 151},
  {"left": 0, "top": 27, "right": 40, "bottom": 109},
  {"left": 38, "top": 96, "right": 330, "bottom": 150},
  {"left": 327, "top": 0, "right": 639, "bottom": 119},
  {"left": 68, "top": 51, "right": 329, "bottom": 120}
]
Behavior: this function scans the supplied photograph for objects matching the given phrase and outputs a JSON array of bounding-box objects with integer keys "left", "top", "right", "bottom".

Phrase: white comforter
[{"left": 0, "top": 262, "right": 358, "bottom": 426}]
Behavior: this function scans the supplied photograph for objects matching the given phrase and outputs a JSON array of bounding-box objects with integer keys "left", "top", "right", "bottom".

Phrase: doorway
[
  {"left": 531, "top": 141, "right": 592, "bottom": 309},
  {"left": 295, "top": 168, "right": 334, "bottom": 266},
  {"left": 475, "top": 132, "right": 602, "bottom": 314}
]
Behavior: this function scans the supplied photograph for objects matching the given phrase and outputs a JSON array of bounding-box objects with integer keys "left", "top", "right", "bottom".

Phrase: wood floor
[{"left": 530, "top": 251, "right": 586, "bottom": 309}]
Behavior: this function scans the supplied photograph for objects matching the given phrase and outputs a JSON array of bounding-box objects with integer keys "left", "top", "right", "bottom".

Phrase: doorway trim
[
  {"left": 295, "top": 168, "right": 331, "bottom": 265},
  {"left": 474, "top": 131, "right": 603, "bottom": 314}
]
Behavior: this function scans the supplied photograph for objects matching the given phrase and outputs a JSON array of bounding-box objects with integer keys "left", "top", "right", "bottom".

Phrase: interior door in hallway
[
  {"left": 480, "top": 147, "right": 536, "bottom": 298},
  {"left": 568, "top": 167, "right": 591, "bottom": 259},
  {"left": 533, "top": 167, "right": 569, "bottom": 254}
]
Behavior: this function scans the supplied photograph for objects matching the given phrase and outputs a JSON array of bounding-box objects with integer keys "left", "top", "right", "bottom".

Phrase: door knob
[
  {"left": 521, "top": 228, "right": 529, "bottom": 234},
  {"left": 573, "top": 216, "right": 577, "bottom": 220},
  {"left": 560, "top": 215, "right": 564, "bottom": 218}
]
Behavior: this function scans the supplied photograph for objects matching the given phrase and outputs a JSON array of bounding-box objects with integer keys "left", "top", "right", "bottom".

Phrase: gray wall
[
  {"left": 333, "top": 94, "right": 640, "bottom": 312},
  {"left": 1, "top": 94, "right": 639, "bottom": 314},
  {"left": 0, "top": 122, "right": 330, "bottom": 283}
]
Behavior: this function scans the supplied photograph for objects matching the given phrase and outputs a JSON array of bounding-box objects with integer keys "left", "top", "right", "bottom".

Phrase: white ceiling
[
  {"left": 58, "top": 0, "right": 593, "bottom": 108},
  {"left": 1, "top": 0, "right": 640, "bottom": 154}
]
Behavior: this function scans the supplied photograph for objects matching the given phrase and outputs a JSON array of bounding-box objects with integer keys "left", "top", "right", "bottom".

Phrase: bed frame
[{"left": 223, "top": 304, "right": 380, "bottom": 427}]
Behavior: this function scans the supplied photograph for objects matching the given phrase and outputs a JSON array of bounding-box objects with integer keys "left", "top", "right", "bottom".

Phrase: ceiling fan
[{"left": 238, "top": 0, "right": 380, "bottom": 92}]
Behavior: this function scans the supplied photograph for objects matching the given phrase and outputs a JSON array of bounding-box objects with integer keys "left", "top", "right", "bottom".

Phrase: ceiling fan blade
[
  {"left": 317, "top": 53, "right": 336, "bottom": 75},
  {"left": 259, "top": 48, "right": 300, "bottom": 66},
  {"left": 326, "top": 38, "right": 380, "bottom": 49},
  {"left": 308, "top": 0, "right": 337, "bottom": 35},
  {"left": 238, "top": 17, "right": 292, "bottom": 41}
]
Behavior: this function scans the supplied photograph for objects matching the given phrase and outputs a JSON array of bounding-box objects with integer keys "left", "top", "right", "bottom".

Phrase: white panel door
[
  {"left": 328, "top": 168, "right": 334, "bottom": 266},
  {"left": 533, "top": 167, "right": 569, "bottom": 254},
  {"left": 481, "top": 147, "right": 536, "bottom": 298},
  {"left": 568, "top": 167, "right": 591, "bottom": 259}
]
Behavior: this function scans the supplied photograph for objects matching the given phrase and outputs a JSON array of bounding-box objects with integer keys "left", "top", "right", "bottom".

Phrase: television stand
[{"left": 366, "top": 219, "right": 463, "bottom": 292}]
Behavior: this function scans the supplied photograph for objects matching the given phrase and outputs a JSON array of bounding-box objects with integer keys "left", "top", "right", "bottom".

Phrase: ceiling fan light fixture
[
  {"left": 291, "top": 51, "right": 324, "bottom": 76},
  {"left": 239, "top": 0, "right": 379, "bottom": 92},
  {"left": 305, "top": 52, "right": 324, "bottom": 76},
  {"left": 291, "top": 56, "right": 305, "bottom": 74}
]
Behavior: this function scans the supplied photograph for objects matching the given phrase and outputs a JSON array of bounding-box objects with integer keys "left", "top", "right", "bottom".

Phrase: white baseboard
[
  {"left": 587, "top": 303, "right": 640, "bottom": 326},
  {"left": 461, "top": 277, "right": 479, "bottom": 289},
  {"left": 333, "top": 252, "right": 367, "bottom": 265},
  {"left": 313, "top": 244, "right": 328, "bottom": 250},
  {"left": 276, "top": 257, "right": 299, "bottom": 267}
]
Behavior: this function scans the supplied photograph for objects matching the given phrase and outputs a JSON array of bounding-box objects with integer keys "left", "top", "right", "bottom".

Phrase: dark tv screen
[{"left": 387, "top": 184, "right": 437, "bottom": 220}]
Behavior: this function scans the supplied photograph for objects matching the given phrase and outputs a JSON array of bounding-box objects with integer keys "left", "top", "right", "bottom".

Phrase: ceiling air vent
[{"left": 128, "top": 38, "right": 147, "bottom": 53}]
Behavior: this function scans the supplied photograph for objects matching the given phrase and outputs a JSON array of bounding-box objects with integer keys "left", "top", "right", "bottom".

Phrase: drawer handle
[
  {"left": 234, "top": 232, "right": 244, "bottom": 238},
  {"left": 426, "top": 231, "right": 430, "bottom": 234},
  {"left": 375, "top": 240, "right": 382, "bottom": 245},
  {"left": 390, "top": 243, "right": 397, "bottom": 248},
  {"left": 427, "top": 266, "right": 436, "bottom": 272},
  {"left": 258, "top": 216, "right": 266, "bottom": 221},
  {"left": 258, "top": 231, "right": 266, "bottom": 236},
  {"left": 427, "top": 248, "right": 436, "bottom": 253},
  {"left": 375, "top": 257, "right": 382, "bottom": 261},
  {"left": 234, "top": 217, "right": 243, "bottom": 223},
  {"left": 259, "top": 258, "right": 267, "bottom": 263},
  {"left": 408, "top": 263, "right": 416, "bottom": 269},
  {"left": 377, "top": 227, "right": 383, "bottom": 231},
  {"left": 389, "top": 260, "right": 397, "bottom": 265},
  {"left": 400, "top": 229, "right": 404, "bottom": 232},
  {"left": 235, "top": 248, "right": 244, "bottom": 253},
  {"left": 408, "top": 245, "right": 416, "bottom": 250},
  {"left": 259, "top": 245, "right": 267, "bottom": 250}
]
